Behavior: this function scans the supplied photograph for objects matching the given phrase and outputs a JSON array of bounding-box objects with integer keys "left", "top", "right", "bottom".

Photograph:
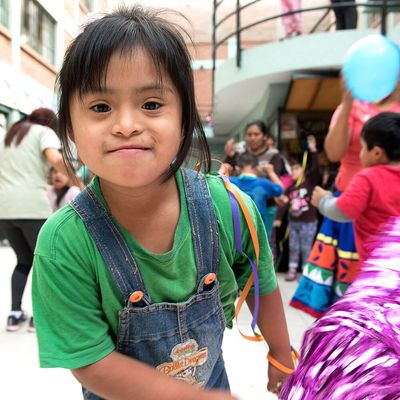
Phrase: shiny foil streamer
[{"left": 281, "top": 218, "right": 400, "bottom": 400}]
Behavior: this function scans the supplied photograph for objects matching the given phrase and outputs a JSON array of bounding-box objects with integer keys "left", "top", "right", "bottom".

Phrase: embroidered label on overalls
[{"left": 156, "top": 339, "right": 208, "bottom": 385}]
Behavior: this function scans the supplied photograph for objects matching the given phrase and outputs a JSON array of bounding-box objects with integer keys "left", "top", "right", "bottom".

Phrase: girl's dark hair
[
  {"left": 361, "top": 112, "right": 400, "bottom": 161},
  {"left": 267, "top": 134, "right": 276, "bottom": 144},
  {"left": 57, "top": 6, "right": 210, "bottom": 180},
  {"left": 245, "top": 120, "right": 268, "bottom": 136},
  {"left": 4, "top": 108, "right": 58, "bottom": 147},
  {"left": 287, "top": 156, "right": 302, "bottom": 168}
]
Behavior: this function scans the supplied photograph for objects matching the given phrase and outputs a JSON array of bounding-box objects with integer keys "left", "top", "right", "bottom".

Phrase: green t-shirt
[{"left": 32, "top": 170, "right": 276, "bottom": 369}]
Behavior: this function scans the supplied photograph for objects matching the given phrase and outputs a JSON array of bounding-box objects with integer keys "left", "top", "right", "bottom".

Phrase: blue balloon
[{"left": 343, "top": 35, "right": 400, "bottom": 103}]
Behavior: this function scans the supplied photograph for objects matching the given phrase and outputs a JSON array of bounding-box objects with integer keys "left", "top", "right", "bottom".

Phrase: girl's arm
[
  {"left": 72, "top": 351, "right": 237, "bottom": 400},
  {"left": 262, "top": 163, "right": 283, "bottom": 187},
  {"left": 317, "top": 195, "right": 351, "bottom": 222},
  {"left": 324, "top": 90, "right": 353, "bottom": 162},
  {"left": 269, "top": 153, "right": 285, "bottom": 177},
  {"left": 44, "top": 148, "right": 84, "bottom": 189},
  {"left": 44, "top": 147, "right": 70, "bottom": 178},
  {"left": 223, "top": 139, "right": 239, "bottom": 166},
  {"left": 307, "top": 135, "right": 321, "bottom": 185},
  {"left": 246, "top": 288, "right": 294, "bottom": 393},
  {"left": 275, "top": 193, "right": 289, "bottom": 226}
]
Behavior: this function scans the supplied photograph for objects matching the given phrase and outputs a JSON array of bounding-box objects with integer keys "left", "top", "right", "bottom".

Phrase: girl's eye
[
  {"left": 143, "top": 102, "right": 161, "bottom": 110},
  {"left": 90, "top": 104, "right": 111, "bottom": 113}
]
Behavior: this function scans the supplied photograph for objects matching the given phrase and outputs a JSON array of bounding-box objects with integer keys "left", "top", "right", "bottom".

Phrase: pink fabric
[
  {"left": 331, "top": 99, "right": 400, "bottom": 191},
  {"left": 281, "top": 0, "right": 302, "bottom": 35},
  {"left": 336, "top": 165, "right": 400, "bottom": 261},
  {"left": 47, "top": 185, "right": 81, "bottom": 212},
  {"left": 281, "top": 173, "right": 294, "bottom": 190}
]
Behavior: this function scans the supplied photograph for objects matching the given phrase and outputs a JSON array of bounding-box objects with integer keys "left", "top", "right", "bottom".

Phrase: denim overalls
[{"left": 71, "top": 169, "right": 230, "bottom": 399}]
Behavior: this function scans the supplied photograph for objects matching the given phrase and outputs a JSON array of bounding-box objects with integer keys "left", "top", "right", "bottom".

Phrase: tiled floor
[{"left": 0, "top": 246, "right": 315, "bottom": 400}]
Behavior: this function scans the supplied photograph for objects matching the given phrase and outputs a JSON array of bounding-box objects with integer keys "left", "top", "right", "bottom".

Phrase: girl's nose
[{"left": 112, "top": 110, "right": 143, "bottom": 137}]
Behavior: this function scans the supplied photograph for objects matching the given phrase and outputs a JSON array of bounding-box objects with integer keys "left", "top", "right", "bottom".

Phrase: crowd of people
[
  {"left": 0, "top": 3, "right": 399, "bottom": 400},
  {"left": 220, "top": 123, "right": 326, "bottom": 284},
  {"left": 219, "top": 85, "right": 400, "bottom": 397}
]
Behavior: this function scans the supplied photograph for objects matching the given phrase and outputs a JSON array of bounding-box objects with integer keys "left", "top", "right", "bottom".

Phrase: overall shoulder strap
[
  {"left": 70, "top": 187, "right": 149, "bottom": 304},
  {"left": 181, "top": 169, "right": 220, "bottom": 281}
]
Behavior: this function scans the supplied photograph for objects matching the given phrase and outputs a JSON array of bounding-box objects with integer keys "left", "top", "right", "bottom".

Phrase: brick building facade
[{"left": 0, "top": 0, "right": 109, "bottom": 126}]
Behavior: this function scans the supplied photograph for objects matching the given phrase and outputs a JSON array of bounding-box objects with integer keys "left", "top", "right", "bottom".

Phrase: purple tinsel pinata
[{"left": 281, "top": 217, "right": 400, "bottom": 400}]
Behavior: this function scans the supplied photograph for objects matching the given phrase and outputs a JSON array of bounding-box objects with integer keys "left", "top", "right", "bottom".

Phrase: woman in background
[{"left": 0, "top": 108, "right": 69, "bottom": 332}]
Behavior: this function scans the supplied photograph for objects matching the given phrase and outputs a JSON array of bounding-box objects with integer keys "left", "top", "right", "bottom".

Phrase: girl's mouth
[{"left": 108, "top": 145, "right": 151, "bottom": 155}]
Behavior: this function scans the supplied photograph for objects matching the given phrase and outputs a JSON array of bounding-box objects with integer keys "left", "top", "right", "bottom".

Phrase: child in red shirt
[{"left": 312, "top": 112, "right": 400, "bottom": 262}]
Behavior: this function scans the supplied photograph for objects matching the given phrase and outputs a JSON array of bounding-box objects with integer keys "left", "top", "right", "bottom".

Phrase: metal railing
[{"left": 212, "top": 0, "right": 400, "bottom": 108}]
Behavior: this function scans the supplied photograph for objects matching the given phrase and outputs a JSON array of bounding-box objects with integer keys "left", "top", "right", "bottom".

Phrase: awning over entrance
[{"left": 284, "top": 73, "right": 342, "bottom": 112}]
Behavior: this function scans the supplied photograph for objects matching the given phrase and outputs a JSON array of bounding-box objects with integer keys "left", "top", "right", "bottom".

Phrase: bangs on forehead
[
  {"left": 77, "top": 48, "right": 166, "bottom": 98},
  {"left": 73, "top": 13, "right": 180, "bottom": 97}
]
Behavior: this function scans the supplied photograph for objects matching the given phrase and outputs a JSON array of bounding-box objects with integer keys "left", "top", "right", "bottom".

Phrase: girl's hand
[
  {"left": 311, "top": 186, "right": 332, "bottom": 207},
  {"left": 218, "top": 163, "right": 233, "bottom": 177},
  {"left": 224, "top": 139, "right": 236, "bottom": 157},
  {"left": 267, "top": 362, "right": 290, "bottom": 396},
  {"left": 342, "top": 89, "right": 353, "bottom": 110},
  {"left": 262, "top": 163, "right": 274, "bottom": 176},
  {"left": 275, "top": 195, "right": 289, "bottom": 207},
  {"left": 306, "top": 135, "right": 317, "bottom": 152},
  {"left": 273, "top": 219, "right": 282, "bottom": 228},
  {"left": 340, "top": 78, "right": 353, "bottom": 109}
]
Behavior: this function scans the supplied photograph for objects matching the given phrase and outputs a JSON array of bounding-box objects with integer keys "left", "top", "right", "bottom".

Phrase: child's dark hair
[
  {"left": 287, "top": 156, "right": 302, "bottom": 168},
  {"left": 267, "top": 134, "right": 276, "bottom": 145},
  {"left": 237, "top": 152, "right": 259, "bottom": 169},
  {"left": 57, "top": 6, "right": 210, "bottom": 180},
  {"left": 361, "top": 112, "right": 400, "bottom": 161}
]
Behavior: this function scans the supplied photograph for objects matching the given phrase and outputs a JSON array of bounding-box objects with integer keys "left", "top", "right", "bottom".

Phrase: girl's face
[
  {"left": 291, "top": 164, "right": 303, "bottom": 181},
  {"left": 69, "top": 50, "right": 182, "bottom": 191},
  {"left": 51, "top": 170, "right": 70, "bottom": 189},
  {"left": 245, "top": 124, "right": 266, "bottom": 153},
  {"left": 266, "top": 137, "right": 275, "bottom": 149}
]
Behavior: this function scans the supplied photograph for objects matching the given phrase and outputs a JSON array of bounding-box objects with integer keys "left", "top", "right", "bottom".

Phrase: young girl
[
  {"left": 47, "top": 167, "right": 81, "bottom": 212},
  {"left": 275, "top": 135, "right": 320, "bottom": 282},
  {"left": 32, "top": 6, "right": 294, "bottom": 400}
]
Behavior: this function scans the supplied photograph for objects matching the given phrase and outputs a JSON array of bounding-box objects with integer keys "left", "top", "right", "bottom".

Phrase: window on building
[
  {"left": 0, "top": 0, "right": 9, "bottom": 28},
  {"left": 81, "top": 0, "right": 93, "bottom": 12},
  {"left": 21, "top": 0, "right": 56, "bottom": 65}
]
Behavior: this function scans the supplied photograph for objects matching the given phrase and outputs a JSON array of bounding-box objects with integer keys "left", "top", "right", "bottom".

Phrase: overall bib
[{"left": 71, "top": 169, "right": 230, "bottom": 399}]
